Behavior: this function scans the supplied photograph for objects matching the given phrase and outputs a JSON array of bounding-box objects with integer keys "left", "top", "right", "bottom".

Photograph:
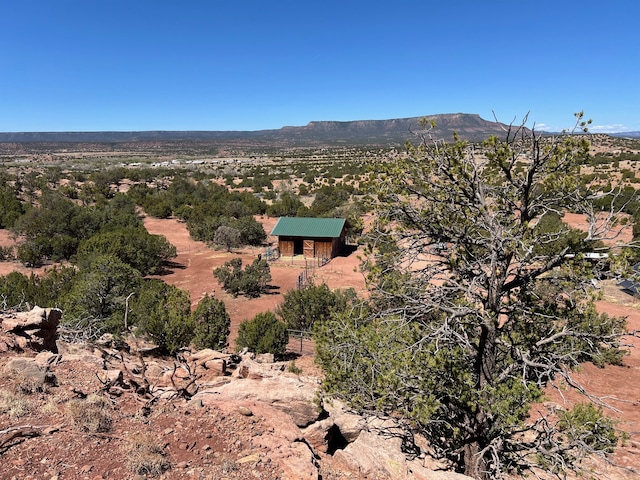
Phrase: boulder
[
  {"left": 34, "top": 351, "right": 62, "bottom": 368},
  {"left": 334, "top": 430, "right": 473, "bottom": 480},
  {"left": 3, "top": 357, "right": 57, "bottom": 392},
  {"left": 323, "top": 398, "right": 366, "bottom": 443},
  {"left": 0, "top": 333, "right": 19, "bottom": 352},
  {"left": 230, "top": 357, "right": 267, "bottom": 378},
  {"left": 279, "top": 441, "right": 318, "bottom": 480},
  {"left": 199, "top": 375, "right": 321, "bottom": 427},
  {"left": 301, "top": 417, "right": 334, "bottom": 453},
  {"left": 1, "top": 307, "right": 62, "bottom": 352},
  {"left": 255, "top": 352, "right": 274, "bottom": 363},
  {"left": 188, "top": 348, "right": 229, "bottom": 363},
  {"left": 2, "top": 306, "right": 61, "bottom": 331}
]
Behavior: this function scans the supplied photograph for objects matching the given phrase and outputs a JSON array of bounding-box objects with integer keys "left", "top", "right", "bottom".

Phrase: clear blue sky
[{"left": 1, "top": 1, "right": 638, "bottom": 133}]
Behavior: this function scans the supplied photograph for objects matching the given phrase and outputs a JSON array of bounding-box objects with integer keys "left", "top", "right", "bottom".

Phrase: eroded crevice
[{"left": 326, "top": 424, "right": 349, "bottom": 455}]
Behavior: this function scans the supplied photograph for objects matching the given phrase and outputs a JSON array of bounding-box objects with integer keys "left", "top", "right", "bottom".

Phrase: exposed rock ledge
[{"left": 0, "top": 308, "right": 472, "bottom": 479}]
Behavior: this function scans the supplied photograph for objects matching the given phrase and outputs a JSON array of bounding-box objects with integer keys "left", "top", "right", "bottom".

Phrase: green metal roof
[{"left": 270, "top": 217, "right": 346, "bottom": 238}]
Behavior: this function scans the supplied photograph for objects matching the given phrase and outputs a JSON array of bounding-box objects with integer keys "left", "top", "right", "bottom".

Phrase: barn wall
[
  {"left": 315, "top": 240, "right": 333, "bottom": 259},
  {"left": 279, "top": 239, "right": 294, "bottom": 256},
  {"left": 277, "top": 234, "right": 346, "bottom": 258},
  {"left": 330, "top": 237, "right": 344, "bottom": 258}
]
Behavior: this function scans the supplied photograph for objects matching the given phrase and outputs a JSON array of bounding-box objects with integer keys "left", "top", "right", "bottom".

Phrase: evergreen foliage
[
  {"left": 62, "top": 254, "right": 142, "bottom": 331},
  {"left": 310, "top": 185, "right": 350, "bottom": 216},
  {"left": 276, "top": 282, "right": 356, "bottom": 331},
  {"left": 213, "top": 257, "right": 272, "bottom": 298},
  {"left": 192, "top": 294, "right": 230, "bottom": 351},
  {"left": 0, "top": 267, "right": 77, "bottom": 310},
  {"left": 265, "top": 192, "right": 305, "bottom": 217},
  {"left": 130, "top": 279, "right": 194, "bottom": 355},
  {"left": 315, "top": 114, "right": 629, "bottom": 479},
  {"left": 213, "top": 225, "right": 242, "bottom": 252},
  {"left": 235, "top": 311, "right": 288, "bottom": 355},
  {"left": 76, "top": 226, "right": 177, "bottom": 275},
  {"left": 0, "top": 183, "right": 26, "bottom": 229},
  {"left": 12, "top": 191, "right": 143, "bottom": 266}
]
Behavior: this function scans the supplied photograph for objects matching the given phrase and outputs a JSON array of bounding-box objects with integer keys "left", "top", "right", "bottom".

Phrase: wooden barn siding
[
  {"left": 279, "top": 239, "right": 294, "bottom": 256},
  {"left": 277, "top": 235, "right": 345, "bottom": 258},
  {"left": 315, "top": 240, "right": 333, "bottom": 259},
  {"left": 331, "top": 236, "right": 344, "bottom": 257}
]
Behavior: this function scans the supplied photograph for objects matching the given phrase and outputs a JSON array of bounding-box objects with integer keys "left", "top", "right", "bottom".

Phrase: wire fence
[
  {"left": 297, "top": 256, "right": 329, "bottom": 289},
  {"left": 287, "top": 329, "right": 314, "bottom": 355},
  {"left": 265, "top": 246, "right": 280, "bottom": 262}
]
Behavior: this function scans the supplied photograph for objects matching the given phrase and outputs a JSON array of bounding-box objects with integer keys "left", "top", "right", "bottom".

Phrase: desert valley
[{"left": 2, "top": 117, "right": 640, "bottom": 479}]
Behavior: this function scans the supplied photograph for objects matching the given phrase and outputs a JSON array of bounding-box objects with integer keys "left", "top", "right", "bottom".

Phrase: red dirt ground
[{"left": 1, "top": 213, "right": 639, "bottom": 474}]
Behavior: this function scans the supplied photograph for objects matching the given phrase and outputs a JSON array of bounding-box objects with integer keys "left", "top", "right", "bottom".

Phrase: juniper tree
[
  {"left": 192, "top": 294, "right": 231, "bottom": 351},
  {"left": 213, "top": 257, "right": 272, "bottom": 298},
  {"left": 315, "top": 113, "right": 631, "bottom": 479}
]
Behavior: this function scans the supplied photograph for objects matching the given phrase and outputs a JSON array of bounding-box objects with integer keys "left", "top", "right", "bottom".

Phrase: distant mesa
[
  {"left": 610, "top": 131, "right": 640, "bottom": 139},
  {"left": 0, "top": 113, "right": 516, "bottom": 146}
]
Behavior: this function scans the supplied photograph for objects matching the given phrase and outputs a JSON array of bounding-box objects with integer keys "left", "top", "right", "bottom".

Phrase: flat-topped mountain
[{"left": 0, "top": 113, "right": 512, "bottom": 146}]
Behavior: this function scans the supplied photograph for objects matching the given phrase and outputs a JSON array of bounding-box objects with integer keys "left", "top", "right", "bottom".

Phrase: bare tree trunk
[
  {"left": 477, "top": 324, "right": 497, "bottom": 388},
  {"left": 464, "top": 440, "right": 488, "bottom": 480}
]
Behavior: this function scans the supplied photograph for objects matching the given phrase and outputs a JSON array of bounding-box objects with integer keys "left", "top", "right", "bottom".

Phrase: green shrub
[
  {"left": 0, "top": 245, "right": 14, "bottom": 261},
  {"left": 214, "top": 257, "right": 271, "bottom": 298},
  {"left": 557, "top": 402, "right": 620, "bottom": 453},
  {"left": 62, "top": 255, "right": 142, "bottom": 329},
  {"left": 145, "top": 200, "right": 172, "bottom": 218},
  {"left": 76, "top": 226, "right": 177, "bottom": 275},
  {"left": 236, "top": 311, "right": 288, "bottom": 355},
  {"left": 276, "top": 282, "right": 357, "bottom": 331},
  {"left": 287, "top": 360, "right": 302, "bottom": 374},
  {"left": 266, "top": 192, "right": 304, "bottom": 217},
  {"left": 131, "top": 280, "right": 194, "bottom": 355},
  {"left": 213, "top": 225, "right": 241, "bottom": 252},
  {"left": 192, "top": 294, "right": 230, "bottom": 351}
]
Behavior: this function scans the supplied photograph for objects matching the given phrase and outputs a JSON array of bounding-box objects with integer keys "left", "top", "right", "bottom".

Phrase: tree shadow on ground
[
  {"left": 155, "top": 260, "right": 187, "bottom": 275},
  {"left": 262, "top": 284, "right": 281, "bottom": 295},
  {"left": 277, "top": 351, "right": 302, "bottom": 362}
]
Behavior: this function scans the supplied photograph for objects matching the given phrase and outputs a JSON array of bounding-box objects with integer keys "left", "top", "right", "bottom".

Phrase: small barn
[{"left": 270, "top": 217, "right": 346, "bottom": 259}]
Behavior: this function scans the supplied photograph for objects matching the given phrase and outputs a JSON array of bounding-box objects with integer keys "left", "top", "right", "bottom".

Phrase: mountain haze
[
  {"left": 0, "top": 113, "right": 511, "bottom": 146},
  {"left": 611, "top": 131, "right": 640, "bottom": 139}
]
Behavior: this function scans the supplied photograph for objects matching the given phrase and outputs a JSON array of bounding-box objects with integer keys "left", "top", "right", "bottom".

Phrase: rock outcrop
[
  {"left": 2, "top": 356, "right": 57, "bottom": 392},
  {"left": 189, "top": 352, "right": 473, "bottom": 479},
  {"left": 334, "top": 430, "right": 471, "bottom": 480},
  {"left": 0, "top": 306, "right": 62, "bottom": 352},
  {"left": 0, "top": 319, "right": 476, "bottom": 479}
]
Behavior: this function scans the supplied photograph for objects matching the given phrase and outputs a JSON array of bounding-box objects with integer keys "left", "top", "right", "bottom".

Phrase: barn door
[{"left": 303, "top": 239, "right": 315, "bottom": 257}]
